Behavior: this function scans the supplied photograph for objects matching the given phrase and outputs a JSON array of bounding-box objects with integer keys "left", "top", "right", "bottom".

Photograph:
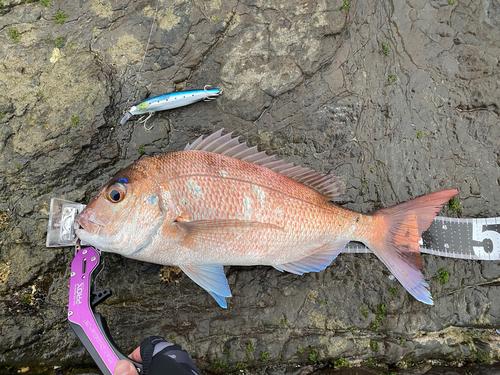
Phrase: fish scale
[
  {"left": 155, "top": 152, "right": 354, "bottom": 257},
  {"left": 76, "top": 130, "right": 458, "bottom": 307}
]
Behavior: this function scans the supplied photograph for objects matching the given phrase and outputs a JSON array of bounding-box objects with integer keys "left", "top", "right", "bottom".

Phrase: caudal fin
[{"left": 366, "top": 189, "right": 458, "bottom": 305}]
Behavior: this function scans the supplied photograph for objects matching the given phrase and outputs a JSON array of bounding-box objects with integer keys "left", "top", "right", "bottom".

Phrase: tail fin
[{"left": 366, "top": 189, "right": 458, "bottom": 305}]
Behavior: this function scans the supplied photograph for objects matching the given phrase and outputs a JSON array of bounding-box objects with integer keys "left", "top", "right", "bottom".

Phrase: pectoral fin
[
  {"left": 179, "top": 264, "right": 232, "bottom": 308},
  {"left": 273, "top": 239, "right": 349, "bottom": 275}
]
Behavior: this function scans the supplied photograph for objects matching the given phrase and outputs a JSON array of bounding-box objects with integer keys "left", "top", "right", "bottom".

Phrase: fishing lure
[{"left": 120, "top": 85, "right": 221, "bottom": 129}]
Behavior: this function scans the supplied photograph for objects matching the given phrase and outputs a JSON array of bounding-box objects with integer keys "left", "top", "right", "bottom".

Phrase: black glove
[{"left": 139, "top": 336, "right": 201, "bottom": 375}]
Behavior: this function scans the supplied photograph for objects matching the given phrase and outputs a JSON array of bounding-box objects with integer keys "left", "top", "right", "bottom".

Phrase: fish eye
[{"left": 105, "top": 183, "right": 126, "bottom": 203}]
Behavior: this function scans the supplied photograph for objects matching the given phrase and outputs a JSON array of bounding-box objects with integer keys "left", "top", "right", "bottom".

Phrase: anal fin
[{"left": 273, "top": 239, "right": 348, "bottom": 275}]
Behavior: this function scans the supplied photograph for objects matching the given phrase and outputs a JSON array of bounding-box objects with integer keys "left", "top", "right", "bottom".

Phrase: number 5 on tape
[{"left": 472, "top": 218, "right": 500, "bottom": 260}]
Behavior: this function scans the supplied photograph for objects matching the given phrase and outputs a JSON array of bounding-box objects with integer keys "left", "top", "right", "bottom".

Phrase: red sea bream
[{"left": 76, "top": 130, "right": 458, "bottom": 307}]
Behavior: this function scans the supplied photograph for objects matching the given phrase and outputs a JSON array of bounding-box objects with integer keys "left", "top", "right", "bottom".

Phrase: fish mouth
[
  {"left": 75, "top": 215, "right": 106, "bottom": 247},
  {"left": 75, "top": 214, "right": 103, "bottom": 236}
]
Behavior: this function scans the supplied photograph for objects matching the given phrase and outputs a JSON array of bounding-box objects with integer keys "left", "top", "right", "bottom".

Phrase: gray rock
[{"left": 0, "top": 0, "right": 499, "bottom": 374}]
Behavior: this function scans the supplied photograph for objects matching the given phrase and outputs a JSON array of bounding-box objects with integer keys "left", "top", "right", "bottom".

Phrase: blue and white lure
[{"left": 120, "top": 85, "right": 221, "bottom": 129}]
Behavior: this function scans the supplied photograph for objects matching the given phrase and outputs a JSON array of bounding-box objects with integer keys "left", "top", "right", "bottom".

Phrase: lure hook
[
  {"left": 203, "top": 85, "right": 220, "bottom": 101},
  {"left": 138, "top": 111, "right": 155, "bottom": 130}
]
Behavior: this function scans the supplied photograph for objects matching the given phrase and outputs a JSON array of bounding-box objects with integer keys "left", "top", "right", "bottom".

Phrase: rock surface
[{"left": 0, "top": 0, "right": 499, "bottom": 374}]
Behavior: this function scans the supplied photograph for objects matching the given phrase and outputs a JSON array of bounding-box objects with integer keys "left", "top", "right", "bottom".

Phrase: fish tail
[{"left": 364, "top": 189, "right": 458, "bottom": 305}]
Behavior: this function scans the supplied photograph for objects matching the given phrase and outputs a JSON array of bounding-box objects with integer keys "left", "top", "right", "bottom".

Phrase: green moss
[
  {"left": 308, "top": 348, "right": 319, "bottom": 363},
  {"left": 381, "top": 42, "right": 390, "bottom": 55},
  {"left": 365, "top": 358, "right": 376, "bottom": 367},
  {"left": 363, "top": 304, "right": 386, "bottom": 331},
  {"left": 470, "top": 349, "right": 493, "bottom": 364},
  {"left": 9, "top": 28, "right": 21, "bottom": 44},
  {"left": 362, "top": 309, "right": 369, "bottom": 318},
  {"left": 40, "top": 0, "right": 51, "bottom": 7},
  {"left": 235, "top": 362, "right": 247, "bottom": 370},
  {"left": 245, "top": 341, "right": 255, "bottom": 352},
  {"left": 470, "top": 329, "right": 492, "bottom": 341},
  {"left": 333, "top": 358, "right": 349, "bottom": 368},
  {"left": 378, "top": 303, "right": 387, "bottom": 314},
  {"left": 15, "top": 163, "right": 21, "bottom": 170},
  {"left": 0, "top": 111, "right": 3, "bottom": 120},
  {"left": 370, "top": 341, "right": 379, "bottom": 351},
  {"left": 54, "top": 37, "right": 64, "bottom": 48},
  {"left": 212, "top": 358, "right": 228, "bottom": 370},
  {"left": 376, "top": 303, "right": 386, "bottom": 320},
  {"left": 168, "top": 334, "right": 176, "bottom": 343},
  {"left": 401, "top": 357, "right": 413, "bottom": 367},
  {"left": 388, "top": 286, "right": 398, "bottom": 297},
  {"left": 297, "top": 347, "right": 306, "bottom": 354},
  {"left": 448, "top": 0, "right": 455, "bottom": 4},
  {"left": 388, "top": 75, "right": 397, "bottom": 83},
  {"left": 436, "top": 268, "right": 449, "bottom": 284},
  {"left": 448, "top": 197, "right": 461, "bottom": 213},
  {"left": 417, "top": 130, "right": 424, "bottom": 140},
  {"left": 70, "top": 116, "right": 79, "bottom": 127},
  {"left": 320, "top": 300, "right": 328, "bottom": 307},
  {"left": 223, "top": 349, "right": 232, "bottom": 357},
  {"left": 22, "top": 293, "right": 32, "bottom": 304},
  {"left": 54, "top": 11, "right": 69, "bottom": 24},
  {"left": 280, "top": 317, "right": 287, "bottom": 325},
  {"left": 341, "top": 1, "right": 350, "bottom": 12},
  {"left": 260, "top": 351, "right": 270, "bottom": 359}
]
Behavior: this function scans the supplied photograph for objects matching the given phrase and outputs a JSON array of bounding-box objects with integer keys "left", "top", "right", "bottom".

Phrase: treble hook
[
  {"left": 203, "top": 85, "right": 220, "bottom": 101},
  {"left": 138, "top": 111, "right": 155, "bottom": 130}
]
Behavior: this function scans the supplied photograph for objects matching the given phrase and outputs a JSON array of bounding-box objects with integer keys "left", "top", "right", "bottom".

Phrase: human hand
[
  {"left": 113, "top": 337, "right": 200, "bottom": 375},
  {"left": 114, "top": 347, "right": 141, "bottom": 375}
]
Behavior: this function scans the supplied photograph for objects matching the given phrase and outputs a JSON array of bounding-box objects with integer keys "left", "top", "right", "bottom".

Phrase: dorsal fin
[{"left": 185, "top": 129, "right": 348, "bottom": 202}]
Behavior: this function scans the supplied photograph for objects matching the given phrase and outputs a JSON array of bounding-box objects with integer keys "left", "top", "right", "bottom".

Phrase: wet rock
[{"left": 0, "top": 0, "right": 499, "bottom": 374}]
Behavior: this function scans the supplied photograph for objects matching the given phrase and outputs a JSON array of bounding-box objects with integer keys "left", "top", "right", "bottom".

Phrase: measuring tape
[{"left": 344, "top": 216, "right": 500, "bottom": 260}]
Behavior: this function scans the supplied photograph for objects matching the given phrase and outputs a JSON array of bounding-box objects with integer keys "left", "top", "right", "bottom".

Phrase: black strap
[
  {"left": 148, "top": 346, "right": 195, "bottom": 375},
  {"left": 139, "top": 336, "right": 201, "bottom": 375},
  {"left": 140, "top": 336, "right": 165, "bottom": 375}
]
